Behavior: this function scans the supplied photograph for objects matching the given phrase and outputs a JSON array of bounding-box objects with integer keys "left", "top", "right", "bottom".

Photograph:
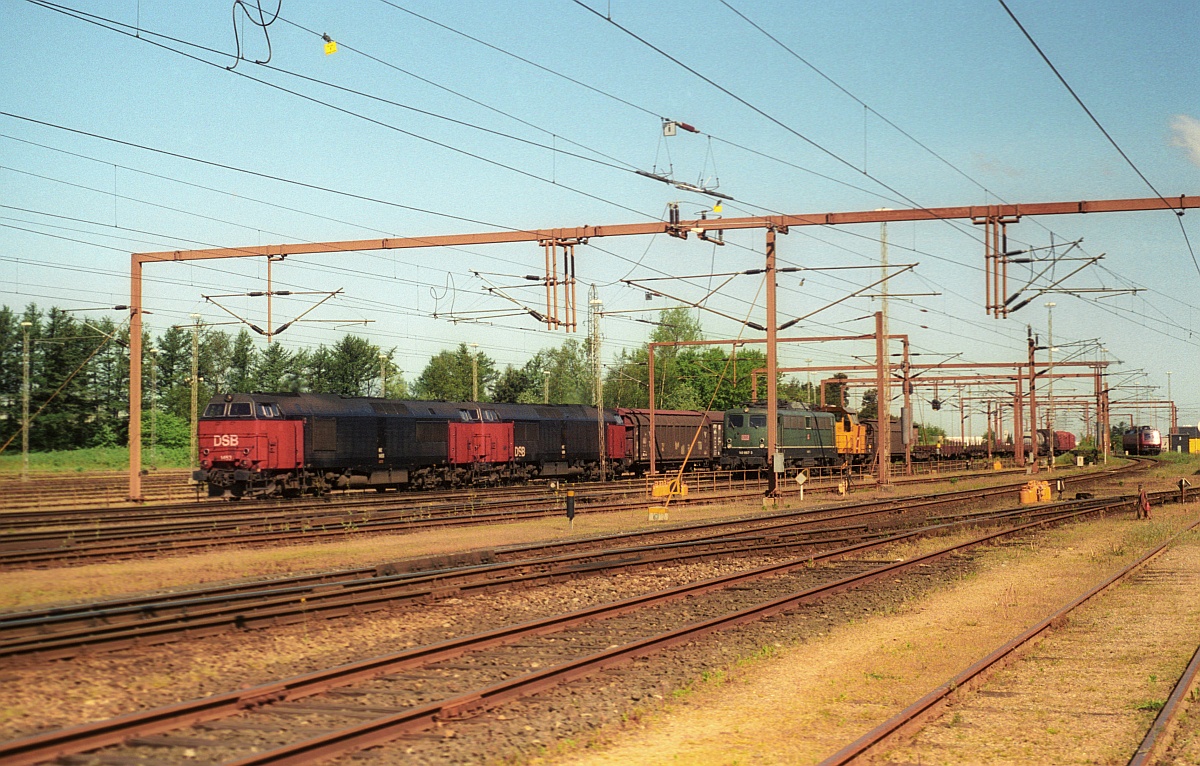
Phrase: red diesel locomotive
[{"left": 197, "top": 393, "right": 631, "bottom": 498}]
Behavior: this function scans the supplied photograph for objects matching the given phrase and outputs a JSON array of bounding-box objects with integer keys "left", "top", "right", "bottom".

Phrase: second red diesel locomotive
[{"left": 195, "top": 393, "right": 729, "bottom": 498}]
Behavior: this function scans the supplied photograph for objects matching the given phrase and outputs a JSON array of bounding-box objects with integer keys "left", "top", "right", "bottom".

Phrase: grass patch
[
  {"left": 1135, "top": 699, "right": 1165, "bottom": 712},
  {"left": 1151, "top": 451, "right": 1200, "bottom": 467},
  {"left": 0, "top": 446, "right": 191, "bottom": 473}
]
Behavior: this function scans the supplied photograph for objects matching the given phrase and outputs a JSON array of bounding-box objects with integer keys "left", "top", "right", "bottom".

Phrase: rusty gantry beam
[{"left": 126, "top": 195, "right": 1199, "bottom": 499}]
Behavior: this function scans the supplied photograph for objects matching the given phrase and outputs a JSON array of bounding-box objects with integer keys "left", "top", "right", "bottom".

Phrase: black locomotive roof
[{"left": 205, "top": 393, "right": 621, "bottom": 423}]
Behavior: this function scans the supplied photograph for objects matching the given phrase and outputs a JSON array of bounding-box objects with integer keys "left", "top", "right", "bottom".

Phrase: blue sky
[{"left": 3, "top": 0, "right": 1198, "bottom": 437}]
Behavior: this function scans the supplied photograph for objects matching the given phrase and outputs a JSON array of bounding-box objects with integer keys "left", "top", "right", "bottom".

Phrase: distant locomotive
[{"left": 1122, "top": 425, "right": 1162, "bottom": 456}]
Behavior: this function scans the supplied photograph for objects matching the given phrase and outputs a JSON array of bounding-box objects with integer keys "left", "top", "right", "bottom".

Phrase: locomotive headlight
[
  {"left": 726, "top": 439, "right": 731, "bottom": 448},
  {"left": 759, "top": 438, "right": 765, "bottom": 448},
  {"left": 202, "top": 449, "right": 210, "bottom": 456}
]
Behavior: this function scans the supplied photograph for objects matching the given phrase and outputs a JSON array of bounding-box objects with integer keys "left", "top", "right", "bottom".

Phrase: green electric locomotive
[{"left": 720, "top": 402, "right": 839, "bottom": 469}]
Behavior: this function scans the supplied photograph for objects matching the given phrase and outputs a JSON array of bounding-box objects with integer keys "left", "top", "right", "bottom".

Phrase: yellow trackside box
[
  {"left": 1020, "top": 481, "right": 1040, "bottom": 504},
  {"left": 652, "top": 479, "right": 688, "bottom": 498}
]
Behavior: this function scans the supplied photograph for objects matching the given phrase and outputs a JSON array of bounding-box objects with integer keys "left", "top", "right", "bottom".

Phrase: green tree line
[{"left": 0, "top": 304, "right": 821, "bottom": 454}]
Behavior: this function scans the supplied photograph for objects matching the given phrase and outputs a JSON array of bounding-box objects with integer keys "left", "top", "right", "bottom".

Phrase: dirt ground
[
  {"left": 3, "top": 464, "right": 1191, "bottom": 764},
  {"left": 544, "top": 504, "right": 1200, "bottom": 766},
  {"left": 884, "top": 527, "right": 1200, "bottom": 765},
  {"left": 0, "top": 471, "right": 1033, "bottom": 611}
]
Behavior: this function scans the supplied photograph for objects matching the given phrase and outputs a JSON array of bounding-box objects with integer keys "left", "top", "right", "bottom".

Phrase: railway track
[
  {"left": 0, "top": 479, "right": 1101, "bottom": 664},
  {"left": 0, "top": 470, "right": 196, "bottom": 510},
  {"left": 0, "top": 487, "right": 1153, "bottom": 766},
  {"left": 819, "top": 494, "right": 1200, "bottom": 766},
  {"left": 0, "top": 463, "right": 1104, "bottom": 570},
  {"left": 0, "top": 457, "right": 1006, "bottom": 513}
]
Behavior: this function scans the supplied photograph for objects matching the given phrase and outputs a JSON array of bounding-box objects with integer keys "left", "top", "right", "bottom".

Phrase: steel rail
[
  {"left": 0, "top": 524, "right": 881, "bottom": 663},
  {"left": 0, "top": 463, "right": 1125, "bottom": 569},
  {"left": 1128, "top": 633, "right": 1200, "bottom": 765},
  {"left": 817, "top": 495, "right": 1196, "bottom": 766},
  {"left": 0, "top": 483, "right": 934, "bottom": 566},
  {"left": 0, "top": 496, "right": 1133, "bottom": 765},
  {"left": 0, "top": 485, "right": 1032, "bottom": 660},
  {"left": 0, "top": 463, "right": 1126, "bottom": 618},
  {"left": 0, "top": 483, "right": 972, "bottom": 629},
  {"left": 0, "top": 478, "right": 638, "bottom": 529},
  {"left": 218, "top": 501, "right": 1142, "bottom": 765},
  {"left": 0, "top": 490, "right": 653, "bottom": 568},
  {"left": 0, "top": 462, "right": 1141, "bottom": 644},
  {"left": 2, "top": 494, "right": 1094, "bottom": 662}
]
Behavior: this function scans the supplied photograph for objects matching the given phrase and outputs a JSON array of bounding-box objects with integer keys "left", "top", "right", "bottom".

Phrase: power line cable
[
  {"left": 25, "top": 0, "right": 661, "bottom": 220},
  {"left": 997, "top": 0, "right": 1199, "bottom": 279},
  {"left": 568, "top": 0, "right": 994, "bottom": 241},
  {"left": 274, "top": 14, "right": 641, "bottom": 173}
]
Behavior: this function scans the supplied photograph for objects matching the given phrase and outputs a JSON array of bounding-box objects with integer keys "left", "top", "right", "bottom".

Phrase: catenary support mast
[{"left": 125, "top": 194, "right": 1199, "bottom": 499}]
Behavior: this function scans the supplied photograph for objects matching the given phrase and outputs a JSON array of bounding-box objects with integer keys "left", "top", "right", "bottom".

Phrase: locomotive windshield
[
  {"left": 749, "top": 415, "right": 767, "bottom": 428},
  {"left": 728, "top": 414, "right": 744, "bottom": 428},
  {"left": 202, "top": 401, "right": 280, "bottom": 418}
]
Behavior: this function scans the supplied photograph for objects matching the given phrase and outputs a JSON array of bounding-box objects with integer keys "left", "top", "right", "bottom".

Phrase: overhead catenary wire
[
  {"left": 997, "top": 0, "right": 1199, "bottom": 280},
  {"left": 24, "top": 1, "right": 671, "bottom": 218},
  {"left": 714, "top": 0, "right": 1090, "bottom": 257},
  {"left": 11, "top": 3, "right": 1190, "bottom": 389},
  {"left": 568, "top": 0, "right": 1009, "bottom": 251},
  {"left": 246, "top": 0, "right": 1171, "bottom": 345},
  {"left": 374, "top": 0, "right": 1177, "bottom": 335}
]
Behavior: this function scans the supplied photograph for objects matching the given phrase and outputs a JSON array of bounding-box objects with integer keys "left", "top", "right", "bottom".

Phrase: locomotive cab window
[
  {"left": 257, "top": 403, "right": 280, "bottom": 418},
  {"left": 749, "top": 415, "right": 766, "bottom": 428},
  {"left": 229, "top": 402, "right": 252, "bottom": 417},
  {"left": 482, "top": 410, "right": 499, "bottom": 422},
  {"left": 805, "top": 416, "right": 813, "bottom": 429},
  {"left": 458, "top": 409, "right": 481, "bottom": 422},
  {"left": 728, "top": 414, "right": 744, "bottom": 428},
  {"left": 203, "top": 403, "right": 225, "bottom": 418}
]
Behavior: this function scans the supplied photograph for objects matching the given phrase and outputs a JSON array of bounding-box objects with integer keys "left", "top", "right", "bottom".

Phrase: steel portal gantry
[{"left": 125, "top": 194, "right": 1198, "bottom": 499}]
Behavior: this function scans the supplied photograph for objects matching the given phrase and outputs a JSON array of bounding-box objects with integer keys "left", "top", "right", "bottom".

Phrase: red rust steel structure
[
  {"left": 125, "top": 195, "right": 1199, "bottom": 499},
  {"left": 645, "top": 326, "right": 910, "bottom": 482},
  {"left": 1109, "top": 400, "right": 1178, "bottom": 433},
  {"left": 756, "top": 360, "right": 1108, "bottom": 469}
]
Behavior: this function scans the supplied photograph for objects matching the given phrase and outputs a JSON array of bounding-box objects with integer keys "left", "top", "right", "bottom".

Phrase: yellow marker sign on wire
[
  {"left": 324, "top": 39, "right": 338, "bottom": 55},
  {"left": 713, "top": 201, "right": 723, "bottom": 214}
]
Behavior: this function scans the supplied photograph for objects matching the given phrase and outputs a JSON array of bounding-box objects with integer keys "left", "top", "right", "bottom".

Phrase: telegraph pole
[
  {"left": 1045, "top": 302, "right": 1055, "bottom": 470},
  {"left": 379, "top": 352, "right": 388, "bottom": 397},
  {"left": 148, "top": 346, "right": 158, "bottom": 469},
  {"left": 590, "top": 285, "right": 605, "bottom": 481},
  {"left": 190, "top": 314, "right": 201, "bottom": 473},
  {"left": 20, "top": 320, "right": 32, "bottom": 482},
  {"left": 1028, "top": 326, "right": 1039, "bottom": 474},
  {"left": 470, "top": 343, "right": 479, "bottom": 401}
]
